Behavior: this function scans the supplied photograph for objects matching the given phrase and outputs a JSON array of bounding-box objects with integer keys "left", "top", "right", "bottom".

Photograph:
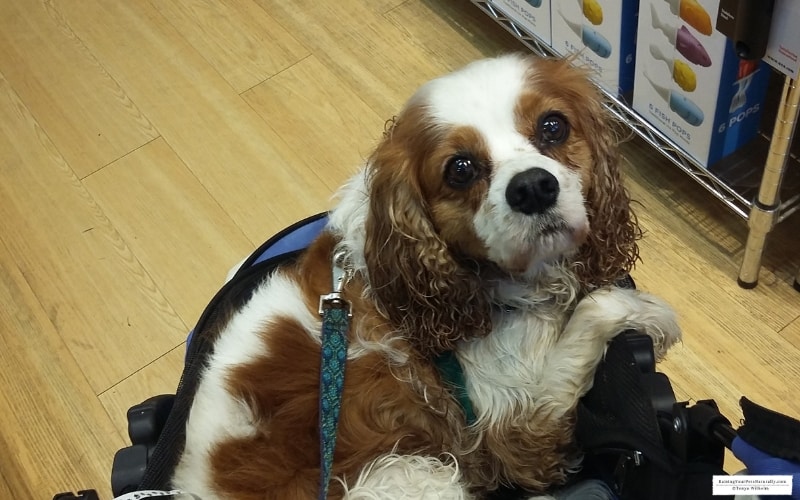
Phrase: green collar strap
[{"left": 434, "top": 350, "right": 477, "bottom": 426}]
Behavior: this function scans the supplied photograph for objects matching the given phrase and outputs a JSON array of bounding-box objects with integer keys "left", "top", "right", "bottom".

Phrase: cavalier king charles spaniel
[{"left": 172, "top": 54, "right": 680, "bottom": 499}]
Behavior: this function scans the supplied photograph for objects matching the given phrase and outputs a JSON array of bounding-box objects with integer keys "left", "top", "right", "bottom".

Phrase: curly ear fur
[
  {"left": 363, "top": 138, "right": 492, "bottom": 355},
  {"left": 523, "top": 57, "right": 640, "bottom": 289},
  {"left": 574, "top": 105, "right": 641, "bottom": 289}
]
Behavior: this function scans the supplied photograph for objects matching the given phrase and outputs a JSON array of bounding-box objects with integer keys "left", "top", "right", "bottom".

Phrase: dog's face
[
  {"left": 406, "top": 56, "right": 603, "bottom": 274},
  {"left": 360, "top": 55, "right": 638, "bottom": 352}
]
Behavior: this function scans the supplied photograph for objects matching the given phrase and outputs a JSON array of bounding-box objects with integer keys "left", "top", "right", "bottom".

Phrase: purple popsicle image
[{"left": 676, "top": 26, "right": 711, "bottom": 67}]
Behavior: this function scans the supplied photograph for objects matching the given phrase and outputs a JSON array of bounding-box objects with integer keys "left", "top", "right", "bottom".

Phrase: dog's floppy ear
[
  {"left": 575, "top": 106, "right": 641, "bottom": 289},
  {"left": 363, "top": 132, "right": 491, "bottom": 355}
]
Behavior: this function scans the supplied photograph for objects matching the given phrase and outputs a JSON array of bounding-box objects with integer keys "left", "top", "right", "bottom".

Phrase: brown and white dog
[{"left": 171, "top": 54, "right": 680, "bottom": 499}]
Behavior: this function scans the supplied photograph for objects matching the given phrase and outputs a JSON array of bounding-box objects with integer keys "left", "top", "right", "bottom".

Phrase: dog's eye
[
  {"left": 537, "top": 112, "right": 570, "bottom": 146},
  {"left": 444, "top": 156, "right": 479, "bottom": 189}
]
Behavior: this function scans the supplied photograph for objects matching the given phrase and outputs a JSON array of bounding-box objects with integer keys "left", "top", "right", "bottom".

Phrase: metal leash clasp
[{"left": 318, "top": 249, "right": 352, "bottom": 317}]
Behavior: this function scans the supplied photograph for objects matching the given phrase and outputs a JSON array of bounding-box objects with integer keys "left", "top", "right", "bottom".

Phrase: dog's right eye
[{"left": 444, "top": 156, "right": 479, "bottom": 189}]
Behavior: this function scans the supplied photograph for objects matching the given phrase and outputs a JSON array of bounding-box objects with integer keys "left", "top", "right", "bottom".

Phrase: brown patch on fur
[
  {"left": 364, "top": 105, "right": 493, "bottom": 355},
  {"left": 211, "top": 235, "right": 469, "bottom": 499},
  {"left": 468, "top": 411, "right": 579, "bottom": 493},
  {"left": 516, "top": 56, "right": 641, "bottom": 288}
]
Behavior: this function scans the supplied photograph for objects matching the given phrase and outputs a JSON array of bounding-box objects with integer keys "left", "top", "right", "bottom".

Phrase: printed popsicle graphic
[
  {"left": 650, "top": 44, "right": 697, "bottom": 91},
  {"left": 582, "top": 0, "right": 603, "bottom": 25},
  {"left": 560, "top": 12, "right": 612, "bottom": 58},
  {"left": 672, "top": 60, "right": 697, "bottom": 91},
  {"left": 645, "top": 72, "right": 705, "bottom": 126},
  {"left": 677, "top": 26, "right": 712, "bottom": 67},
  {"left": 651, "top": 5, "right": 712, "bottom": 67},
  {"left": 662, "top": 0, "right": 713, "bottom": 35}
]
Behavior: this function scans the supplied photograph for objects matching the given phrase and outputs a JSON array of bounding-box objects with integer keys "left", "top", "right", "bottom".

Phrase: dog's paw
[
  {"left": 631, "top": 290, "right": 681, "bottom": 361},
  {"left": 606, "top": 288, "right": 680, "bottom": 361},
  {"left": 581, "top": 288, "right": 681, "bottom": 360}
]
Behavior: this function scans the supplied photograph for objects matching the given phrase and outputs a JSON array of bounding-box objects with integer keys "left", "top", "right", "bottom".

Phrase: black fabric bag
[{"left": 575, "top": 333, "right": 734, "bottom": 500}]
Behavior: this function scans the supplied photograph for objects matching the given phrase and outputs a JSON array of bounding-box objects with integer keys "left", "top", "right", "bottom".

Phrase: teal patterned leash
[{"left": 317, "top": 251, "right": 351, "bottom": 500}]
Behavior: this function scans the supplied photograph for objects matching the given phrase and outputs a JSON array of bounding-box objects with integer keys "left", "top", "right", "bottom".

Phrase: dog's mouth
[
  {"left": 539, "top": 222, "right": 569, "bottom": 237},
  {"left": 538, "top": 209, "right": 590, "bottom": 239},
  {"left": 494, "top": 220, "right": 584, "bottom": 274},
  {"left": 475, "top": 197, "right": 590, "bottom": 274}
]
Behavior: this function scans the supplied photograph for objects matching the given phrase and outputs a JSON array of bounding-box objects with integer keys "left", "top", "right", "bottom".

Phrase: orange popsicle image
[{"left": 664, "top": 0, "right": 713, "bottom": 35}]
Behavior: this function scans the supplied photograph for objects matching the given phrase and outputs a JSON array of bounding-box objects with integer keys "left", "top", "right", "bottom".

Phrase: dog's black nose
[{"left": 505, "top": 168, "right": 559, "bottom": 215}]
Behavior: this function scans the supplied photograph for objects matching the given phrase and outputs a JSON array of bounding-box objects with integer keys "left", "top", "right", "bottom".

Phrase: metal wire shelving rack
[{"left": 469, "top": 0, "right": 800, "bottom": 288}]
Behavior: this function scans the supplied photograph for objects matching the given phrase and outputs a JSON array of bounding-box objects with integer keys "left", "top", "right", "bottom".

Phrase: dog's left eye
[
  {"left": 537, "top": 112, "right": 570, "bottom": 146},
  {"left": 444, "top": 156, "right": 479, "bottom": 189}
]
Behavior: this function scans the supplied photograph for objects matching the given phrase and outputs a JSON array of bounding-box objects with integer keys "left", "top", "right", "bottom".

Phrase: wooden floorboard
[
  {"left": 0, "top": 0, "right": 158, "bottom": 178},
  {"left": 83, "top": 137, "right": 255, "bottom": 326},
  {"left": 782, "top": 315, "right": 800, "bottom": 350},
  {"left": 256, "top": 0, "right": 462, "bottom": 118},
  {"left": 0, "top": 0, "right": 797, "bottom": 496},
  {"left": 56, "top": 0, "right": 332, "bottom": 240},
  {"left": 150, "top": 0, "right": 309, "bottom": 93},
  {"left": 0, "top": 237, "right": 120, "bottom": 499},
  {"left": 0, "top": 472, "right": 13, "bottom": 499},
  {"left": 0, "top": 72, "right": 187, "bottom": 395},
  {"left": 242, "top": 54, "right": 385, "bottom": 187}
]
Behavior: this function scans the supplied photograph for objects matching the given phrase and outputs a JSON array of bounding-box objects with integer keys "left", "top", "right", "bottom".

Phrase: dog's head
[{"left": 339, "top": 54, "right": 639, "bottom": 354}]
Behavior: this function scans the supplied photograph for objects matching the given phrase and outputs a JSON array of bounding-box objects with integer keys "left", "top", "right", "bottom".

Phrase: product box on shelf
[
  {"left": 490, "top": 0, "right": 552, "bottom": 46},
  {"left": 632, "top": 0, "right": 771, "bottom": 167},
  {"left": 764, "top": 0, "right": 800, "bottom": 79},
  {"left": 550, "top": 0, "right": 639, "bottom": 98}
]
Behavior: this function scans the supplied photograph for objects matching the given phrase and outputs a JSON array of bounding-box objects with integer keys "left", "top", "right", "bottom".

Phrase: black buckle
[{"left": 608, "top": 448, "right": 645, "bottom": 493}]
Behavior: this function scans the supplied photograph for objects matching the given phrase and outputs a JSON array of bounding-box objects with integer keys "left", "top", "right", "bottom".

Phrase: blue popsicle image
[
  {"left": 669, "top": 92, "right": 704, "bottom": 126},
  {"left": 582, "top": 26, "right": 612, "bottom": 58},
  {"left": 560, "top": 12, "right": 612, "bottom": 58},
  {"left": 646, "top": 73, "right": 704, "bottom": 126}
]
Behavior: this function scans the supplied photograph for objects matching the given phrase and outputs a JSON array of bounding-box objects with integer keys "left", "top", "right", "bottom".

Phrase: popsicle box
[
  {"left": 632, "top": 0, "right": 770, "bottom": 167},
  {"left": 550, "top": 0, "right": 639, "bottom": 98}
]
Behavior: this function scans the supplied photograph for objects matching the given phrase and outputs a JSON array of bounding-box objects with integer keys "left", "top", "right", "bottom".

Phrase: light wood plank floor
[{"left": 1, "top": 0, "right": 798, "bottom": 497}]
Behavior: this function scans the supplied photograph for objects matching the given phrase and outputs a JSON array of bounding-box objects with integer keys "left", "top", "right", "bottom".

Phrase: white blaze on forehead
[{"left": 409, "top": 55, "right": 535, "bottom": 160}]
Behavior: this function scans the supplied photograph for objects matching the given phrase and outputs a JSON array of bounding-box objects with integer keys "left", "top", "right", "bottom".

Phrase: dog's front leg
[{"left": 539, "top": 287, "right": 680, "bottom": 415}]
